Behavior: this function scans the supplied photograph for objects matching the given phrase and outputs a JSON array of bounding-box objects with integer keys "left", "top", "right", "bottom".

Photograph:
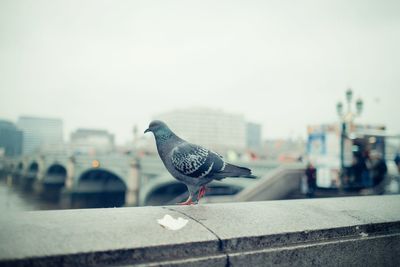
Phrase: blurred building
[
  {"left": 70, "top": 128, "right": 115, "bottom": 155},
  {"left": 155, "top": 108, "right": 247, "bottom": 151},
  {"left": 17, "top": 116, "right": 63, "bottom": 155},
  {"left": 246, "top": 122, "right": 262, "bottom": 150},
  {"left": 0, "top": 120, "right": 23, "bottom": 157}
]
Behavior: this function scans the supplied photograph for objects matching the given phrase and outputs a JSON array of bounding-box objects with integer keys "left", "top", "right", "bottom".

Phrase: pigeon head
[{"left": 144, "top": 120, "right": 174, "bottom": 139}]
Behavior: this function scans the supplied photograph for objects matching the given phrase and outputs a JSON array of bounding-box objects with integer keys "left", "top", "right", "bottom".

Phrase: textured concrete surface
[
  {"left": 168, "top": 195, "right": 400, "bottom": 266},
  {"left": 177, "top": 195, "right": 400, "bottom": 250},
  {"left": 228, "top": 234, "right": 400, "bottom": 267},
  {"left": 0, "top": 195, "right": 399, "bottom": 266},
  {"left": 0, "top": 206, "right": 219, "bottom": 266}
]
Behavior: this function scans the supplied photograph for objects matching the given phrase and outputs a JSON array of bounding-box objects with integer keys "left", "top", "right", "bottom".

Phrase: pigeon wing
[{"left": 171, "top": 143, "right": 225, "bottom": 179}]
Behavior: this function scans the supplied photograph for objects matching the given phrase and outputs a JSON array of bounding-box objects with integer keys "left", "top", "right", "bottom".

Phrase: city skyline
[{"left": 1, "top": 0, "right": 399, "bottom": 144}]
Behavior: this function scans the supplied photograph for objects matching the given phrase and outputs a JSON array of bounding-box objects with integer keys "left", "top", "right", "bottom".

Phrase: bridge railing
[
  {"left": 203, "top": 164, "right": 305, "bottom": 203},
  {"left": 0, "top": 195, "right": 399, "bottom": 266},
  {"left": 234, "top": 164, "right": 304, "bottom": 201}
]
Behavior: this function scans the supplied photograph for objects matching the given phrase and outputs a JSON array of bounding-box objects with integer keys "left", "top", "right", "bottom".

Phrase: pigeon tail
[{"left": 214, "top": 163, "right": 257, "bottom": 179}]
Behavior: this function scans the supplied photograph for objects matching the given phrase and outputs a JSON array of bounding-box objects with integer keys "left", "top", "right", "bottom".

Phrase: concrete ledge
[{"left": 0, "top": 195, "right": 399, "bottom": 266}]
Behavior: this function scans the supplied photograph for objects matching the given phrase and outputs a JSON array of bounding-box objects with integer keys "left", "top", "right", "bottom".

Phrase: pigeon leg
[
  {"left": 177, "top": 195, "right": 194, "bottom": 205},
  {"left": 176, "top": 185, "right": 198, "bottom": 205},
  {"left": 198, "top": 186, "right": 207, "bottom": 200}
]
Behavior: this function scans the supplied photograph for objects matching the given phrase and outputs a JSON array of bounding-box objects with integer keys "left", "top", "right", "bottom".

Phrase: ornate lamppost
[{"left": 336, "top": 88, "right": 363, "bottom": 185}]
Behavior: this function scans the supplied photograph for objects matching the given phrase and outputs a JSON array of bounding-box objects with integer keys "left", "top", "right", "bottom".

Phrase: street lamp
[
  {"left": 336, "top": 88, "right": 363, "bottom": 187},
  {"left": 346, "top": 88, "right": 353, "bottom": 103},
  {"left": 356, "top": 98, "right": 363, "bottom": 115},
  {"left": 336, "top": 102, "right": 343, "bottom": 117}
]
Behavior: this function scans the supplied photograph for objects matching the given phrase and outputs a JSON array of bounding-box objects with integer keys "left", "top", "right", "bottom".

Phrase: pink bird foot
[{"left": 177, "top": 196, "right": 195, "bottom": 205}]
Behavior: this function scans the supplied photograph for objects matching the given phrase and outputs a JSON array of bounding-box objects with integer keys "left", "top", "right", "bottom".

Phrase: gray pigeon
[{"left": 144, "top": 120, "right": 256, "bottom": 205}]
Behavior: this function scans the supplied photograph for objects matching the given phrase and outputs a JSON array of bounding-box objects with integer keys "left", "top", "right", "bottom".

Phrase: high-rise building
[
  {"left": 17, "top": 116, "right": 63, "bottom": 155},
  {"left": 155, "top": 108, "right": 247, "bottom": 151},
  {"left": 70, "top": 128, "right": 115, "bottom": 154},
  {"left": 246, "top": 122, "right": 262, "bottom": 150},
  {"left": 0, "top": 120, "right": 23, "bottom": 157}
]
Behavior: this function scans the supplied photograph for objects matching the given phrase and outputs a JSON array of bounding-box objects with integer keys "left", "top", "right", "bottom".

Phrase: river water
[{"left": 0, "top": 179, "right": 58, "bottom": 212}]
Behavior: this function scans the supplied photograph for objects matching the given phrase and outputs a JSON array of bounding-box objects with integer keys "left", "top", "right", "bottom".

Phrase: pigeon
[{"left": 144, "top": 120, "right": 256, "bottom": 205}]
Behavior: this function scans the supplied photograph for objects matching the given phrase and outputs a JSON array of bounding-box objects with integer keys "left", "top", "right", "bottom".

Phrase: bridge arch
[
  {"left": 144, "top": 181, "right": 242, "bottom": 206},
  {"left": 45, "top": 164, "right": 67, "bottom": 184},
  {"left": 27, "top": 161, "right": 39, "bottom": 179},
  {"left": 39, "top": 163, "right": 68, "bottom": 201},
  {"left": 11, "top": 162, "right": 25, "bottom": 185},
  {"left": 72, "top": 168, "right": 127, "bottom": 208},
  {"left": 17, "top": 162, "right": 24, "bottom": 171},
  {"left": 29, "top": 161, "right": 39, "bottom": 171},
  {"left": 145, "top": 182, "right": 187, "bottom": 206}
]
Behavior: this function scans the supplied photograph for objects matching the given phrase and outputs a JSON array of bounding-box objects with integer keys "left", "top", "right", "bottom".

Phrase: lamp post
[{"left": 336, "top": 88, "right": 363, "bottom": 186}]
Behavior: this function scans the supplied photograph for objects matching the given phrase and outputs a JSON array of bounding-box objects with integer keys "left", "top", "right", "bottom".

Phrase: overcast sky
[{"left": 0, "top": 0, "right": 399, "bottom": 144}]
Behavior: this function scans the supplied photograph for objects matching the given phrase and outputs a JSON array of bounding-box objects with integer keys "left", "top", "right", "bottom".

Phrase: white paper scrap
[
  {"left": 157, "top": 214, "right": 189, "bottom": 230},
  {"left": 360, "top": 232, "right": 369, "bottom": 237}
]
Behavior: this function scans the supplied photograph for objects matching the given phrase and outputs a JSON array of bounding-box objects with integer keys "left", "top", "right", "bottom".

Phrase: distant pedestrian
[
  {"left": 359, "top": 151, "right": 371, "bottom": 188},
  {"left": 305, "top": 162, "right": 317, "bottom": 197},
  {"left": 350, "top": 156, "right": 365, "bottom": 187},
  {"left": 370, "top": 151, "right": 387, "bottom": 187},
  {"left": 394, "top": 153, "right": 400, "bottom": 193},
  {"left": 395, "top": 153, "right": 400, "bottom": 173}
]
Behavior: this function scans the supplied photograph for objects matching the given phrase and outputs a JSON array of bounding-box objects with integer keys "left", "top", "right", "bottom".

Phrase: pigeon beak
[{"left": 144, "top": 128, "right": 150, "bottom": 134}]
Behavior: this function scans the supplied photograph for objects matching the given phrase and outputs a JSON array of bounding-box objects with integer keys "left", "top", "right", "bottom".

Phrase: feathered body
[{"left": 145, "top": 120, "right": 256, "bottom": 204}]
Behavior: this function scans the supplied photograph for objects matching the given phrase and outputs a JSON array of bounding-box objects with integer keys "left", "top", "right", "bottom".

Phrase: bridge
[
  {"left": 1, "top": 153, "right": 140, "bottom": 207},
  {"left": 1, "top": 153, "right": 297, "bottom": 208}
]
